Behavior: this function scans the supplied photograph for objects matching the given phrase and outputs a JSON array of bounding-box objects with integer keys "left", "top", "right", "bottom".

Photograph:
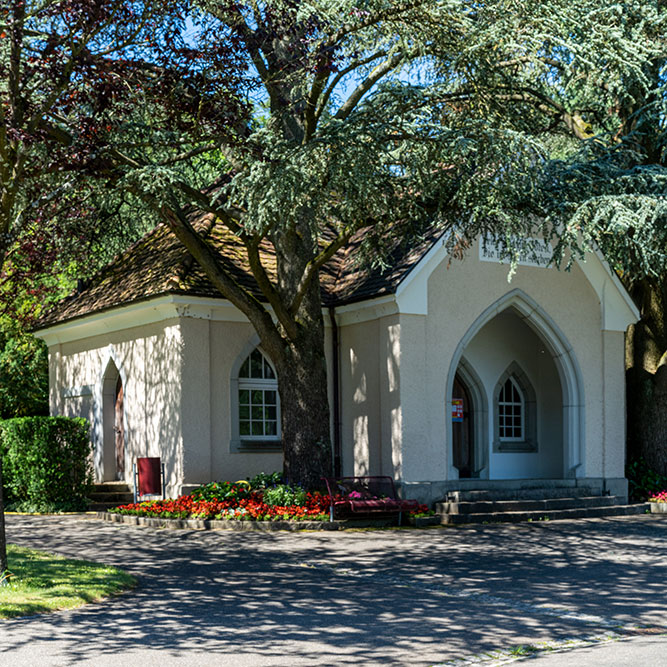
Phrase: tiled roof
[{"left": 35, "top": 213, "right": 443, "bottom": 328}]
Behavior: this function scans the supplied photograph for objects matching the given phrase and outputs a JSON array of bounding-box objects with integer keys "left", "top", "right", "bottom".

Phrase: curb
[{"left": 98, "top": 512, "right": 346, "bottom": 531}]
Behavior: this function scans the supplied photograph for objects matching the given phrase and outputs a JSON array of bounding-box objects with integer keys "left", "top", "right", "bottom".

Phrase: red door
[{"left": 114, "top": 377, "right": 125, "bottom": 479}]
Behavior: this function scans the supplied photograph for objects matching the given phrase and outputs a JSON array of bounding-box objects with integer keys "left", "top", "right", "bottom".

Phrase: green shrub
[
  {"left": 247, "top": 471, "right": 283, "bottom": 490},
  {"left": 627, "top": 458, "right": 667, "bottom": 502},
  {"left": 262, "top": 484, "right": 307, "bottom": 507},
  {"left": 1, "top": 416, "right": 93, "bottom": 511},
  {"left": 0, "top": 324, "right": 48, "bottom": 419},
  {"left": 189, "top": 480, "right": 253, "bottom": 502}
]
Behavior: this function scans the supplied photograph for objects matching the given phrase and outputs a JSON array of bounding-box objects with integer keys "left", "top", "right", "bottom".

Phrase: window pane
[
  {"left": 239, "top": 405, "right": 249, "bottom": 420},
  {"left": 265, "top": 390, "right": 276, "bottom": 405},
  {"left": 265, "top": 421, "right": 277, "bottom": 436},
  {"left": 266, "top": 406, "right": 277, "bottom": 420},
  {"left": 250, "top": 350, "right": 263, "bottom": 378},
  {"left": 251, "top": 389, "right": 263, "bottom": 405},
  {"left": 264, "top": 361, "right": 275, "bottom": 379},
  {"left": 240, "top": 421, "right": 250, "bottom": 436},
  {"left": 239, "top": 358, "right": 250, "bottom": 378},
  {"left": 251, "top": 406, "right": 263, "bottom": 420},
  {"left": 251, "top": 421, "right": 264, "bottom": 436},
  {"left": 239, "top": 389, "right": 249, "bottom": 405}
]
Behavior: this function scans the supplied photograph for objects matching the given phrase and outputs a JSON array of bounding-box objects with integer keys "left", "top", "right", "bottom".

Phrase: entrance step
[
  {"left": 445, "top": 486, "right": 602, "bottom": 503},
  {"left": 436, "top": 502, "right": 650, "bottom": 524},
  {"left": 431, "top": 486, "right": 648, "bottom": 524},
  {"left": 436, "top": 495, "right": 621, "bottom": 515},
  {"left": 87, "top": 482, "right": 134, "bottom": 511}
]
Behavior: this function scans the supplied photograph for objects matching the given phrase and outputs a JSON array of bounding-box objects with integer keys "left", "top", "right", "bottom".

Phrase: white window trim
[
  {"left": 230, "top": 344, "right": 282, "bottom": 452},
  {"left": 498, "top": 376, "right": 525, "bottom": 442}
]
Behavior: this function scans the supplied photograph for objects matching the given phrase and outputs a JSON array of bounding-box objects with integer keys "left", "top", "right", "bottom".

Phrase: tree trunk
[
  {"left": 277, "top": 337, "right": 333, "bottom": 489},
  {"left": 626, "top": 276, "right": 667, "bottom": 475},
  {"left": 0, "top": 453, "right": 8, "bottom": 584},
  {"left": 272, "top": 272, "right": 333, "bottom": 489}
]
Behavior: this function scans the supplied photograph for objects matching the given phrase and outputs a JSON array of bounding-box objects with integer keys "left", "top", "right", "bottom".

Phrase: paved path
[{"left": 1, "top": 514, "right": 666, "bottom": 666}]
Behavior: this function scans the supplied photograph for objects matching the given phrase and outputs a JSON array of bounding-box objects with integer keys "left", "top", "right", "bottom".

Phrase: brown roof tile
[{"left": 35, "top": 214, "right": 443, "bottom": 329}]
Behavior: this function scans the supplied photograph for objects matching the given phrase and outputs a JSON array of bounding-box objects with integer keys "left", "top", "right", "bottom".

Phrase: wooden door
[
  {"left": 114, "top": 376, "right": 124, "bottom": 479},
  {"left": 452, "top": 375, "right": 473, "bottom": 478}
]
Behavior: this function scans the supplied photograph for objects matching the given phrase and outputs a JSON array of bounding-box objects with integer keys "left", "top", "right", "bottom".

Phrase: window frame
[
  {"left": 497, "top": 376, "right": 525, "bottom": 442},
  {"left": 492, "top": 363, "right": 537, "bottom": 453},
  {"left": 230, "top": 346, "right": 282, "bottom": 452}
]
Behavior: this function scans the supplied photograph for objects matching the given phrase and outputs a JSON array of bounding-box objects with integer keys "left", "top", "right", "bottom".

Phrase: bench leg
[
  {"left": 398, "top": 511, "right": 402, "bottom": 527},
  {"left": 330, "top": 505, "right": 334, "bottom": 523}
]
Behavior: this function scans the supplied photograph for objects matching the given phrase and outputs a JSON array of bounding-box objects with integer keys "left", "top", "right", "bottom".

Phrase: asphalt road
[{"left": 1, "top": 514, "right": 666, "bottom": 666}]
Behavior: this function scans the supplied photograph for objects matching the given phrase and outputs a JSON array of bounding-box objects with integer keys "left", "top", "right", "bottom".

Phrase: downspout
[{"left": 328, "top": 306, "right": 342, "bottom": 477}]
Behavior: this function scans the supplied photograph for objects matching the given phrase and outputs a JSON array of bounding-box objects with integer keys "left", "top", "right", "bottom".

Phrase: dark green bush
[
  {"left": 262, "top": 484, "right": 307, "bottom": 507},
  {"left": 1, "top": 416, "right": 93, "bottom": 512},
  {"left": 626, "top": 458, "right": 667, "bottom": 502},
  {"left": 0, "top": 322, "right": 49, "bottom": 419},
  {"left": 247, "top": 471, "right": 283, "bottom": 489}
]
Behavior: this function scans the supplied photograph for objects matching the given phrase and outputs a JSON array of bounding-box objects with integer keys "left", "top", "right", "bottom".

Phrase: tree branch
[
  {"left": 289, "top": 230, "right": 352, "bottom": 316},
  {"left": 334, "top": 53, "right": 403, "bottom": 120}
]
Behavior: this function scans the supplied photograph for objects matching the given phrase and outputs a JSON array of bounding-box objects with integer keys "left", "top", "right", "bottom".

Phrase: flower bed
[
  {"left": 648, "top": 491, "right": 667, "bottom": 503},
  {"left": 108, "top": 477, "right": 432, "bottom": 523}
]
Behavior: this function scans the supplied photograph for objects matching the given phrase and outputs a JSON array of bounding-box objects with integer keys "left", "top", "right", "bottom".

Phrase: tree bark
[
  {"left": 626, "top": 276, "right": 667, "bottom": 475},
  {"left": 0, "top": 453, "right": 8, "bottom": 584}
]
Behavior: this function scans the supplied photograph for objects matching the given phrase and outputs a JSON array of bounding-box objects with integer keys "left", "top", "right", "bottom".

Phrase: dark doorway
[
  {"left": 114, "top": 376, "right": 124, "bottom": 479},
  {"left": 452, "top": 374, "right": 473, "bottom": 478}
]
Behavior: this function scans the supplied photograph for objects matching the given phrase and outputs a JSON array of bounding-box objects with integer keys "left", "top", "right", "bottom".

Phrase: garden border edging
[{"left": 98, "top": 511, "right": 345, "bottom": 531}]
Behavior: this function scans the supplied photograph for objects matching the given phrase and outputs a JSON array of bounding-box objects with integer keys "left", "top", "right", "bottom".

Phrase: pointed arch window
[
  {"left": 236, "top": 348, "right": 280, "bottom": 442},
  {"left": 493, "top": 363, "right": 537, "bottom": 453},
  {"left": 498, "top": 377, "right": 525, "bottom": 441}
]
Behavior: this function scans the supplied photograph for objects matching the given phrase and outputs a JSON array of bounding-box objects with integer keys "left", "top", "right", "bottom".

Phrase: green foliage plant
[
  {"left": 1, "top": 417, "right": 92, "bottom": 512},
  {"left": 189, "top": 480, "right": 253, "bottom": 503},
  {"left": 627, "top": 458, "right": 667, "bottom": 502},
  {"left": 0, "top": 321, "right": 48, "bottom": 419},
  {"left": 262, "top": 484, "right": 307, "bottom": 508},
  {"left": 247, "top": 471, "right": 283, "bottom": 490}
]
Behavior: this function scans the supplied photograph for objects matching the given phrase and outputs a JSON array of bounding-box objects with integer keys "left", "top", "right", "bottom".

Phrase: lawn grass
[{"left": 0, "top": 544, "right": 136, "bottom": 619}]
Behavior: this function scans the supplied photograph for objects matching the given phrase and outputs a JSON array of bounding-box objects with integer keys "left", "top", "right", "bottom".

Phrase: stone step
[
  {"left": 87, "top": 482, "right": 134, "bottom": 511},
  {"left": 446, "top": 486, "right": 603, "bottom": 502},
  {"left": 91, "top": 482, "right": 133, "bottom": 493},
  {"left": 435, "top": 503, "right": 650, "bottom": 525},
  {"left": 436, "top": 495, "right": 622, "bottom": 515},
  {"left": 88, "top": 491, "right": 135, "bottom": 503}
]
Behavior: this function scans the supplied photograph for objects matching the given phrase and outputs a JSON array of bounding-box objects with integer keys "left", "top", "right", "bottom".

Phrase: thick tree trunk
[
  {"left": 626, "top": 277, "right": 667, "bottom": 475},
  {"left": 277, "top": 335, "right": 332, "bottom": 489},
  {"left": 0, "top": 454, "right": 8, "bottom": 584}
]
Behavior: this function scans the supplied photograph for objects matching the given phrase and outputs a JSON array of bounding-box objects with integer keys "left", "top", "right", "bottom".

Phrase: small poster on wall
[{"left": 452, "top": 399, "right": 464, "bottom": 422}]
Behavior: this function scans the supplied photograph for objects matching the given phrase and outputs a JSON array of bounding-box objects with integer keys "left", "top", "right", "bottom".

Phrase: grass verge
[{"left": 0, "top": 544, "right": 136, "bottom": 619}]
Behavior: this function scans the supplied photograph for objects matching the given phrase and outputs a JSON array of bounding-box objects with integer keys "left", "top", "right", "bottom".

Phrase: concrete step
[
  {"left": 436, "top": 495, "right": 622, "bottom": 514},
  {"left": 88, "top": 482, "right": 134, "bottom": 510},
  {"left": 88, "top": 491, "right": 135, "bottom": 503},
  {"left": 436, "top": 503, "right": 650, "bottom": 525},
  {"left": 91, "top": 482, "right": 132, "bottom": 493},
  {"left": 446, "top": 486, "right": 603, "bottom": 502}
]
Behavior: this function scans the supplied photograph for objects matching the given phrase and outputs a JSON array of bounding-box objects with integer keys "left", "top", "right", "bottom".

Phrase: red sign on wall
[{"left": 452, "top": 399, "right": 464, "bottom": 422}]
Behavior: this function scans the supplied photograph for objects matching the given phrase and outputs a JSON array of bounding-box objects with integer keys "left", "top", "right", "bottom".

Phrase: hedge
[{"left": 1, "top": 416, "right": 93, "bottom": 512}]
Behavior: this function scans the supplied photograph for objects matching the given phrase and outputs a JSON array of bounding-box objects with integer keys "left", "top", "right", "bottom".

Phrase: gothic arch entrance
[{"left": 102, "top": 359, "right": 125, "bottom": 481}]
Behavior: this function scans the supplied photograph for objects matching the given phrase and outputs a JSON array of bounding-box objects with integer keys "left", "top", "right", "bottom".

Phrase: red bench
[{"left": 323, "top": 476, "right": 419, "bottom": 525}]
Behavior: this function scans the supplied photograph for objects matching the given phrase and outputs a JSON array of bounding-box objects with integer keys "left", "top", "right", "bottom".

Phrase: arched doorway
[
  {"left": 114, "top": 376, "right": 125, "bottom": 479},
  {"left": 102, "top": 359, "right": 125, "bottom": 481},
  {"left": 446, "top": 289, "right": 585, "bottom": 481},
  {"left": 452, "top": 374, "right": 473, "bottom": 478}
]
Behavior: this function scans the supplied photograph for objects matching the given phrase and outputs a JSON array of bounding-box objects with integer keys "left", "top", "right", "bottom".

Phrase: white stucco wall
[
  {"left": 48, "top": 319, "right": 184, "bottom": 495},
  {"left": 335, "top": 237, "right": 632, "bottom": 491}
]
